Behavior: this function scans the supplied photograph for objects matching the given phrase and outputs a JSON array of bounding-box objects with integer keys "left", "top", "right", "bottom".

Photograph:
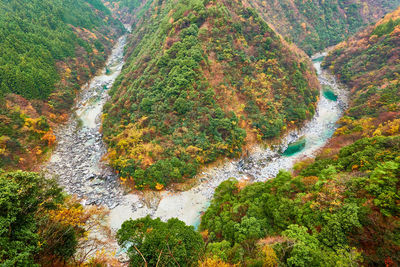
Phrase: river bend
[{"left": 44, "top": 42, "right": 348, "bottom": 232}]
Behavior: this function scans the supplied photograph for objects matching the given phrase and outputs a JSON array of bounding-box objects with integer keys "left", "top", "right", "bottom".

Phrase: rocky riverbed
[{"left": 44, "top": 34, "right": 128, "bottom": 209}]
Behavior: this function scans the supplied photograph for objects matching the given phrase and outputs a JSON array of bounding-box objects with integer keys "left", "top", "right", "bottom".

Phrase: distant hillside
[
  {"left": 105, "top": 0, "right": 151, "bottom": 24},
  {"left": 0, "top": 0, "right": 124, "bottom": 169},
  {"left": 247, "top": 0, "right": 400, "bottom": 55},
  {"left": 102, "top": 0, "right": 320, "bottom": 189}
]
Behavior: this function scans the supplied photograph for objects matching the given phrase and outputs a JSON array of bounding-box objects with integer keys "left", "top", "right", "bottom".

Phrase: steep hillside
[
  {"left": 200, "top": 136, "right": 400, "bottom": 266},
  {"left": 102, "top": 0, "right": 320, "bottom": 189},
  {"left": 247, "top": 0, "right": 400, "bottom": 55},
  {"left": 323, "top": 6, "right": 400, "bottom": 152},
  {"left": 0, "top": 0, "right": 124, "bottom": 169}
]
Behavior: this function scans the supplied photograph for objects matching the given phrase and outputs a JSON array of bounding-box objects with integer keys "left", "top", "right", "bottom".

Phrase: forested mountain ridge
[
  {"left": 246, "top": 0, "right": 400, "bottom": 55},
  {"left": 198, "top": 6, "right": 400, "bottom": 266},
  {"left": 102, "top": 0, "right": 320, "bottom": 190},
  {"left": 0, "top": 0, "right": 124, "bottom": 170}
]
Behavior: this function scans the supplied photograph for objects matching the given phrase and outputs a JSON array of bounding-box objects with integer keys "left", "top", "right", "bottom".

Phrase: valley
[
  {"left": 44, "top": 33, "right": 129, "bottom": 209},
  {"left": 40, "top": 0, "right": 347, "bottom": 232},
  {"left": 1, "top": 0, "right": 399, "bottom": 266},
  {"left": 108, "top": 54, "right": 349, "bottom": 230},
  {"left": 41, "top": 19, "right": 350, "bottom": 263}
]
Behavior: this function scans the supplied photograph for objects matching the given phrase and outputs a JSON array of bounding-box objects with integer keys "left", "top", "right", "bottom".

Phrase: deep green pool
[
  {"left": 323, "top": 85, "right": 338, "bottom": 101},
  {"left": 282, "top": 138, "right": 306, "bottom": 157}
]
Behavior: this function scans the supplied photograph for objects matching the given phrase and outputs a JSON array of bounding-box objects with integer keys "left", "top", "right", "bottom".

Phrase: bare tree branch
[
  {"left": 156, "top": 249, "right": 163, "bottom": 267},
  {"left": 133, "top": 244, "right": 148, "bottom": 267},
  {"left": 166, "top": 242, "right": 181, "bottom": 267}
]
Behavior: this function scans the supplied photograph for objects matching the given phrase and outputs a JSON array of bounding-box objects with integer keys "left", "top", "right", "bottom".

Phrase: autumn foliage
[
  {"left": 0, "top": 171, "right": 116, "bottom": 266},
  {"left": 103, "top": 0, "right": 319, "bottom": 189},
  {"left": 246, "top": 0, "right": 399, "bottom": 55},
  {"left": 0, "top": 0, "right": 125, "bottom": 171},
  {"left": 322, "top": 6, "right": 400, "bottom": 155}
]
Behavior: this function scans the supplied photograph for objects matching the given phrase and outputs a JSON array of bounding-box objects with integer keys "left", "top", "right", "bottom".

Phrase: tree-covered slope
[
  {"left": 102, "top": 0, "right": 320, "bottom": 189},
  {"left": 247, "top": 0, "right": 400, "bottom": 55},
  {"left": 0, "top": 0, "right": 124, "bottom": 169},
  {"left": 0, "top": 170, "right": 113, "bottom": 266},
  {"left": 200, "top": 136, "right": 400, "bottom": 266},
  {"left": 323, "top": 6, "right": 400, "bottom": 153},
  {"left": 0, "top": 0, "right": 123, "bottom": 100}
]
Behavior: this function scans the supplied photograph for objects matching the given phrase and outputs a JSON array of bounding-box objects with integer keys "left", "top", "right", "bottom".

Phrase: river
[
  {"left": 44, "top": 34, "right": 128, "bottom": 209},
  {"left": 44, "top": 38, "right": 348, "bottom": 233}
]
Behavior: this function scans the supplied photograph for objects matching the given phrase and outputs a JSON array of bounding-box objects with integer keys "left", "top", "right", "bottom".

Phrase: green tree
[
  {"left": 117, "top": 216, "right": 205, "bottom": 266},
  {"left": 282, "top": 224, "right": 360, "bottom": 267},
  {"left": 0, "top": 171, "right": 64, "bottom": 266}
]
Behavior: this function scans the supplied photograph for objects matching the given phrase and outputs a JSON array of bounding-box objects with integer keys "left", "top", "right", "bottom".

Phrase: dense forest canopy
[
  {"left": 200, "top": 136, "right": 400, "bottom": 266},
  {"left": 0, "top": 0, "right": 124, "bottom": 170},
  {"left": 247, "top": 0, "right": 400, "bottom": 55},
  {"left": 102, "top": 0, "right": 320, "bottom": 189},
  {"left": 117, "top": 216, "right": 204, "bottom": 266},
  {"left": 0, "top": 0, "right": 123, "bottom": 99}
]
